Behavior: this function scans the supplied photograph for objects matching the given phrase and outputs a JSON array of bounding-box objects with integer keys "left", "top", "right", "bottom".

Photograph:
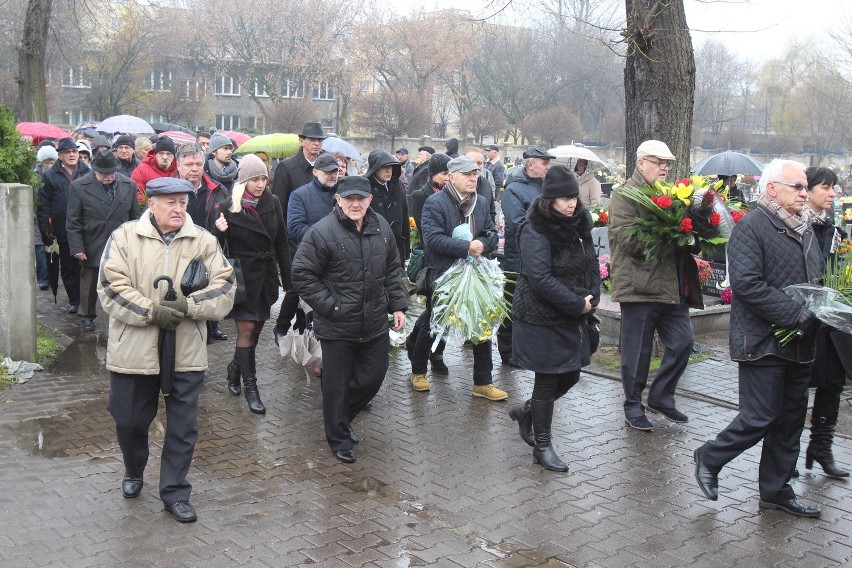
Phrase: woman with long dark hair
[
  {"left": 509, "top": 164, "right": 600, "bottom": 472},
  {"left": 213, "top": 154, "right": 291, "bottom": 414}
]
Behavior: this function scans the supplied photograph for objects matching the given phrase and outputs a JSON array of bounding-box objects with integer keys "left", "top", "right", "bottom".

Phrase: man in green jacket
[{"left": 608, "top": 140, "right": 702, "bottom": 431}]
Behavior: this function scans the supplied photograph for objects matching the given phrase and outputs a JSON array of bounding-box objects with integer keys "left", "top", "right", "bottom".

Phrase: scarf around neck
[
  {"left": 758, "top": 193, "right": 807, "bottom": 237},
  {"left": 241, "top": 190, "right": 260, "bottom": 212},
  {"left": 804, "top": 204, "right": 842, "bottom": 252},
  {"left": 444, "top": 181, "right": 477, "bottom": 236},
  {"left": 208, "top": 158, "right": 238, "bottom": 186}
]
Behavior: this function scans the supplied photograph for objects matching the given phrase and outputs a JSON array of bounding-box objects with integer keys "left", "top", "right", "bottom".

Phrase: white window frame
[
  {"left": 216, "top": 114, "right": 241, "bottom": 130},
  {"left": 149, "top": 70, "right": 172, "bottom": 92},
  {"left": 183, "top": 79, "right": 206, "bottom": 101},
  {"left": 313, "top": 81, "right": 334, "bottom": 101},
  {"left": 63, "top": 66, "right": 90, "bottom": 88},
  {"left": 215, "top": 75, "right": 241, "bottom": 96}
]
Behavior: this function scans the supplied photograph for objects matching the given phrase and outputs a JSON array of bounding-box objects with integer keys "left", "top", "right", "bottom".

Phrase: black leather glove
[
  {"left": 151, "top": 304, "right": 184, "bottom": 330},
  {"left": 797, "top": 307, "right": 819, "bottom": 337},
  {"left": 160, "top": 295, "right": 188, "bottom": 315}
]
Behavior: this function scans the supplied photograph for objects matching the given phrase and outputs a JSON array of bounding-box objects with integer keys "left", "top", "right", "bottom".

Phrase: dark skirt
[
  {"left": 227, "top": 303, "right": 271, "bottom": 322},
  {"left": 512, "top": 319, "right": 590, "bottom": 374}
]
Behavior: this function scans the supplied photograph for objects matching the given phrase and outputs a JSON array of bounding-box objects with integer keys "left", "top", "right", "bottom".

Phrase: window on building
[
  {"left": 282, "top": 77, "right": 305, "bottom": 98},
  {"left": 149, "top": 70, "right": 172, "bottom": 92},
  {"left": 216, "top": 115, "right": 241, "bottom": 130},
  {"left": 183, "top": 79, "right": 206, "bottom": 101},
  {"left": 313, "top": 81, "right": 334, "bottom": 101},
  {"left": 246, "top": 116, "right": 257, "bottom": 130},
  {"left": 253, "top": 80, "right": 270, "bottom": 98},
  {"left": 63, "top": 66, "right": 90, "bottom": 88},
  {"left": 148, "top": 114, "right": 169, "bottom": 125},
  {"left": 66, "top": 110, "right": 94, "bottom": 125},
  {"left": 215, "top": 75, "right": 240, "bottom": 96},
  {"left": 357, "top": 80, "right": 372, "bottom": 93}
]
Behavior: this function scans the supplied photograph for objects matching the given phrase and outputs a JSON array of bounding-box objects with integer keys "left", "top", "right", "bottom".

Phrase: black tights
[
  {"left": 235, "top": 320, "right": 265, "bottom": 348},
  {"left": 531, "top": 370, "right": 581, "bottom": 400}
]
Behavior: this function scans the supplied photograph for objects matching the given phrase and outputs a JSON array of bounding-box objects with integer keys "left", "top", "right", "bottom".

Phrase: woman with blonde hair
[{"left": 213, "top": 154, "right": 291, "bottom": 414}]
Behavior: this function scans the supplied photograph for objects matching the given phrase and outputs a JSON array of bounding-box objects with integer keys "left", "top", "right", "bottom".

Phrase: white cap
[{"left": 636, "top": 140, "right": 676, "bottom": 161}]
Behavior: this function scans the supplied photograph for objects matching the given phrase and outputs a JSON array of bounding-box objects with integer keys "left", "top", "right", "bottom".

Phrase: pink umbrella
[
  {"left": 159, "top": 130, "right": 196, "bottom": 145},
  {"left": 219, "top": 130, "right": 252, "bottom": 148},
  {"left": 16, "top": 122, "right": 71, "bottom": 144}
]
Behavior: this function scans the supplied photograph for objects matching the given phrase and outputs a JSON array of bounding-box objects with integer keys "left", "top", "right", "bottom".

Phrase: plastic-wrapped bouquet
[{"left": 429, "top": 256, "right": 510, "bottom": 345}]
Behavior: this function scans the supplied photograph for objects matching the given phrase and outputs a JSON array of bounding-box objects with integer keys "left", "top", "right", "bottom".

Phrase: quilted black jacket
[{"left": 728, "top": 204, "right": 823, "bottom": 363}]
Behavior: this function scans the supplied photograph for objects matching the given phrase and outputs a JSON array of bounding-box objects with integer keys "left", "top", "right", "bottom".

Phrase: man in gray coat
[{"left": 67, "top": 149, "right": 140, "bottom": 331}]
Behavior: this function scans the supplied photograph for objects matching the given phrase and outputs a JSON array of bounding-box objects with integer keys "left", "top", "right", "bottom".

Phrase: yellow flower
[
  {"left": 692, "top": 175, "right": 707, "bottom": 188},
  {"left": 674, "top": 184, "right": 693, "bottom": 204}
]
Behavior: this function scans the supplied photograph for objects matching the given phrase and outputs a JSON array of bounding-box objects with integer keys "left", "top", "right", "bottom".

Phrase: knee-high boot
[
  {"left": 236, "top": 346, "right": 266, "bottom": 414},
  {"left": 508, "top": 399, "right": 534, "bottom": 447},
  {"left": 806, "top": 413, "right": 849, "bottom": 478},
  {"left": 226, "top": 350, "right": 241, "bottom": 396},
  {"left": 530, "top": 399, "right": 568, "bottom": 472}
]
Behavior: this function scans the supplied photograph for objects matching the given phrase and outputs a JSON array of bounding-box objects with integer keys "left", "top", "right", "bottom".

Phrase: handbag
[
  {"left": 222, "top": 240, "right": 247, "bottom": 305},
  {"left": 587, "top": 313, "right": 601, "bottom": 355},
  {"left": 180, "top": 258, "right": 209, "bottom": 296},
  {"left": 415, "top": 266, "right": 435, "bottom": 296},
  {"left": 406, "top": 248, "right": 424, "bottom": 283}
]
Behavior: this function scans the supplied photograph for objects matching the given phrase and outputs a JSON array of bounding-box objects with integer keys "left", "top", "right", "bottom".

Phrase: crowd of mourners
[{"left": 27, "top": 123, "right": 848, "bottom": 523}]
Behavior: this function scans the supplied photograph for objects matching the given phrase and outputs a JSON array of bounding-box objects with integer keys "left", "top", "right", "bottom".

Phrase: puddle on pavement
[{"left": 9, "top": 399, "right": 163, "bottom": 459}]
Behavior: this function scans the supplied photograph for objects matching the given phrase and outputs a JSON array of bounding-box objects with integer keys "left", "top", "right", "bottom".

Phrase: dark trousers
[
  {"left": 410, "top": 296, "right": 492, "bottom": 384},
  {"left": 619, "top": 301, "right": 693, "bottom": 418},
  {"left": 698, "top": 361, "right": 810, "bottom": 501},
  {"left": 79, "top": 266, "right": 99, "bottom": 319},
  {"left": 108, "top": 370, "right": 204, "bottom": 505},
  {"left": 58, "top": 240, "right": 81, "bottom": 305},
  {"left": 812, "top": 330, "right": 849, "bottom": 422},
  {"left": 320, "top": 334, "right": 389, "bottom": 452},
  {"left": 35, "top": 244, "right": 48, "bottom": 285},
  {"left": 496, "top": 280, "right": 516, "bottom": 360},
  {"left": 275, "top": 289, "right": 301, "bottom": 331},
  {"left": 532, "top": 370, "right": 581, "bottom": 400}
]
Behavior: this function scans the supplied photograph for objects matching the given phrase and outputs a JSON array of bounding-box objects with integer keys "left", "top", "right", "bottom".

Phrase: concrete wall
[{"left": 0, "top": 184, "right": 37, "bottom": 361}]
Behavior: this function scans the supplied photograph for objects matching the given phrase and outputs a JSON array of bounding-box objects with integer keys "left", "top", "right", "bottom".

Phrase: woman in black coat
[
  {"left": 509, "top": 165, "right": 600, "bottom": 472},
  {"left": 213, "top": 154, "right": 291, "bottom": 414},
  {"left": 803, "top": 167, "right": 849, "bottom": 478}
]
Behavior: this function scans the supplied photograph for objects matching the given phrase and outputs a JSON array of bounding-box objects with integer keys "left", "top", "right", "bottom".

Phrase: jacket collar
[
  {"left": 333, "top": 205, "right": 380, "bottom": 234},
  {"left": 136, "top": 209, "right": 199, "bottom": 241}
]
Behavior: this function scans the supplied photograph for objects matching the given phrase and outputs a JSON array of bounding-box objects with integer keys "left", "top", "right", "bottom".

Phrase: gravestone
[
  {"left": 700, "top": 261, "right": 726, "bottom": 298},
  {"left": 591, "top": 226, "right": 610, "bottom": 257}
]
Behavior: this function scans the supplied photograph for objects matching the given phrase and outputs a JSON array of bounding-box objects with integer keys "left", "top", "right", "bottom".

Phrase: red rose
[
  {"left": 709, "top": 212, "right": 721, "bottom": 227},
  {"left": 680, "top": 218, "right": 694, "bottom": 232},
  {"left": 657, "top": 196, "right": 673, "bottom": 209},
  {"left": 599, "top": 211, "right": 609, "bottom": 224}
]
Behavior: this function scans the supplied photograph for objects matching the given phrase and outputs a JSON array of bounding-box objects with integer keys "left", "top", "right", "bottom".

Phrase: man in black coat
[
  {"left": 364, "top": 148, "right": 410, "bottom": 266},
  {"left": 292, "top": 176, "right": 408, "bottom": 464},
  {"left": 271, "top": 122, "right": 327, "bottom": 343},
  {"left": 67, "top": 150, "right": 141, "bottom": 331},
  {"left": 694, "top": 159, "right": 824, "bottom": 518},
  {"left": 38, "top": 137, "right": 91, "bottom": 313},
  {"left": 113, "top": 135, "right": 140, "bottom": 178}
]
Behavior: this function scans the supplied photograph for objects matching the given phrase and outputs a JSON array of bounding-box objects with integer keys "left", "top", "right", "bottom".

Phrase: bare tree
[
  {"left": 460, "top": 106, "right": 509, "bottom": 145},
  {"left": 521, "top": 106, "right": 582, "bottom": 147},
  {"left": 692, "top": 39, "right": 745, "bottom": 145},
  {"left": 17, "top": 0, "right": 52, "bottom": 121},
  {"left": 267, "top": 98, "right": 321, "bottom": 133},
  {"left": 352, "top": 89, "right": 431, "bottom": 149}
]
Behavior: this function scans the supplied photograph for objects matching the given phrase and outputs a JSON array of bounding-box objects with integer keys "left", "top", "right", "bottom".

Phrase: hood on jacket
[
  {"left": 365, "top": 149, "right": 401, "bottom": 181},
  {"left": 141, "top": 147, "right": 178, "bottom": 175}
]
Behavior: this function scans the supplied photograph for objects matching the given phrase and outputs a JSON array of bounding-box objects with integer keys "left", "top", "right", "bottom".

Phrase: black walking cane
[{"left": 153, "top": 275, "right": 177, "bottom": 396}]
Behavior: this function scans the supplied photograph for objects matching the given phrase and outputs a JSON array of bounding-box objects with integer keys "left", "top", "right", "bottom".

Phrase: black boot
[
  {"left": 530, "top": 399, "right": 568, "bottom": 472},
  {"left": 806, "top": 414, "right": 849, "bottom": 478},
  {"left": 236, "top": 346, "right": 266, "bottom": 414},
  {"left": 226, "top": 355, "right": 241, "bottom": 396},
  {"left": 508, "top": 399, "right": 534, "bottom": 447}
]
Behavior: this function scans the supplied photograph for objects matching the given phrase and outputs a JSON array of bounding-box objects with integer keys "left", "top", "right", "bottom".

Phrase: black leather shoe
[
  {"left": 334, "top": 449, "right": 356, "bottom": 463},
  {"left": 164, "top": 500, "right": 197, "bottom": 523},
  {"left": 501, "top": 357, "right": 521, "bottom": 368},
  {"left": 80, "top": 319, "right": 95, "bottom": 332},
  {"left": 210, "top": 327, "right": 228, "bottom": 341},
  {"left": 68, "top": 304, "right": 79, "bottom": 314},
  {"left": 121, "top": 475, "right": 143, "bottom": 498},
  {"left": 791, "top": 468, "right": 800, "bottom": 478},
  {"left": 39, "top": 283, "right": 49, "bottom": 290},
  {"left": 349, "top": 426, "right": 360, "bottom": 444},
  {"left": 625, "top": 416, "right": 654, "bottom": 431},
  {"left": 694, "top": 449, "right": 719, "bottom": 501},
  {"left": 647, "top": 404, "right": 689, "bottom": 423},
  {"left": 759, "top": 497, "right": 821, "bottom": 518},
  {"left": 429, "top": 356, "right": 449, "bottom": 374}
]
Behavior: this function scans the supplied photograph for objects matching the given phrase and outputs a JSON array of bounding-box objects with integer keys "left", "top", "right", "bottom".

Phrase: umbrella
[
  {"left": 153, "top": 275, "right": 177, "bottom": 396},
  {"left": 44, "top": 235, "right": 60, "bottom": 304},
  {"left": 159, "top": 130, "right": 196, "bottom": 145},
  {"left": 692, "top": 150, "right": 765, "bottom": 176},
  {"left": 99, "top": 115, "right": 155, "bottom": 135},
  {"left": 233, "top": 133, "right": 300, "bottom": 159},
  {"left": 16, "top": 122, "right": 71, "bottom": 143},
  {"left": 151, "top": 122, "right": 194, "bottom": 134},
  {"left": 548, "top": 144, "right": 605, "bottom": 169},
  {"left": 218, "top": 130, "right": 252, "bottom": 147},
  {"left": 323, "top": 136, "right": 364, "bottom": 164},
  {"left": 279, "top": 326, "right": 322, "bottom": 384}
]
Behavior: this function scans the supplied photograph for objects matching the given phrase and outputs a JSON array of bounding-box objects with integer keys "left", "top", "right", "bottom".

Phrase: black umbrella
[
  {"left": 45, "top": 220, "right": 60, "bottom": 304},
  {"left": 153, "top": 275, "right": 177, "bottom": 396}
]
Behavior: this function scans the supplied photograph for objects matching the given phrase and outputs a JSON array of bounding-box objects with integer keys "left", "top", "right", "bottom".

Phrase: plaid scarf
[
  {"left": 241, "top": 191, "right": 260, "bottom": 212},
  {"left": 444, "top": 181, "right": 477, "bottom": 236},
  {"left": 804, "top": 204, "right": 842, "bottom": 252},
  {"left": 758, "top": 193, "right": 807, "bottom": 237}
]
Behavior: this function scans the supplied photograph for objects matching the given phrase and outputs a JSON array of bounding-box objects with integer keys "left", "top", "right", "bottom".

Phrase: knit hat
[
  {"left": 428, "top": 153, "right": 452, "bottom": 177},
  {"left": 209, "top": 133, "right": 233, "bottom": 153},
  {"left": 540, "top": 164, "right": 579, "bottom": 199},
  {"left": 154, "top": 136, "right": 176, "bottom": 155},
  {"left": 114, "top": 134, "right": 135, "bottom": 149},
  {"left": 236, "top": 154, "right": 268, "bottom": 183},
  {"left": 37, "top": 145, "right": 58, "bottom": 163}
]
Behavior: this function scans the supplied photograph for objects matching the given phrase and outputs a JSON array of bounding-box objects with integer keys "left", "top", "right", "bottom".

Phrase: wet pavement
[{"left": 1, "top": 289, "right": 851, "bottom": 567}]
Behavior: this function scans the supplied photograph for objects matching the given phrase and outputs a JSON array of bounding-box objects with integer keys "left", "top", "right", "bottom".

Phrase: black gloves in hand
[
  {"left": 151, "top": 304, "right": 184, "bottom": 330},
  {"left": 160, "top": 295, "right": 188, "bottom": 315},
  {"left": 797, "top": 308, "right": 819, "bottom": 337}
]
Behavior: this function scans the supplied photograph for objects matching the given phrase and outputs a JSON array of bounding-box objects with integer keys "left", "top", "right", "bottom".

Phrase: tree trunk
[
  {"left": 18, "top": 0, "right": 52, "bottom": 122},
  {"left": 624, "top": 0, "right": 695, "bottom": 179}
]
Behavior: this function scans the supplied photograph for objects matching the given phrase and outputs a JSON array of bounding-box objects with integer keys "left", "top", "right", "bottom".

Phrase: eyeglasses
[
  {"left": 643, "top": 158, "right": 671, "bottom": 170},
  {"left": 773, "top": 181, "right": 808, "bottom": 192}
]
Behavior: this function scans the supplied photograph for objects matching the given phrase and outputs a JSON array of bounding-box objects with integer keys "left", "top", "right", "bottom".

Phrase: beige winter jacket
[{"left": 98, "top": 210, "right": 235, "bottom": 374}]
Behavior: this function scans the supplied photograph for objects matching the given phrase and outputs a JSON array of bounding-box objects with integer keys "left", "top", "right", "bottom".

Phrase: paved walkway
[{"left": 1, "top": 290, "right": 850, "bottom": 567}]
